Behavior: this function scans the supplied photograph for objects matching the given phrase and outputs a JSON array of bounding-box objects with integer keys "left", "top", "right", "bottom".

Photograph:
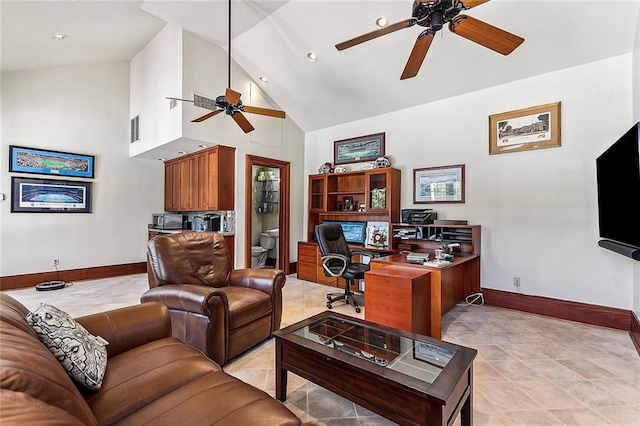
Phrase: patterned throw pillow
[{"left": 25, "top": 303, "right": 108, "bottom": 390}]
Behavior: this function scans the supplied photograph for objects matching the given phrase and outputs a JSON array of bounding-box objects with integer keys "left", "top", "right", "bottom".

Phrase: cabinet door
[
  {"left": 309, "top": 175, "right": 327, "bottom": 212},
  {"left": 365, "top": 169, "right": 390, "bottom": 212},
  {"left": 164, "top": 161, "right": 180, "bottom": 211},
  {"left": 204, "top": 146, "right": 235, "bottom": 210},
  {"left": 195, "top": 151, "right": 209, "bottom": 211},
  {"left": 178, "top": 156, "right": 198, "bottom": 211}
]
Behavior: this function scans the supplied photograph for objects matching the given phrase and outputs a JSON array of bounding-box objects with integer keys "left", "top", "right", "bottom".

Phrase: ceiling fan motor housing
[{"left": 413, "top": 0, "right": 465, "bottom": 30}]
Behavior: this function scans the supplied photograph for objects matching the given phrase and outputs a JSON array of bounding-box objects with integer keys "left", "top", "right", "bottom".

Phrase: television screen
[
  {"left": 596, "top": 122, "right": 640, "bottom": 249},
  {"left": 322, "top": 221, "right": 367, "bottom": 244}
]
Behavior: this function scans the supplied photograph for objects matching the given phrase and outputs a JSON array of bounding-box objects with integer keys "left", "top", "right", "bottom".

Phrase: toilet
[{"left": 251, "top": 233, "right": 276, "bottom": 268}]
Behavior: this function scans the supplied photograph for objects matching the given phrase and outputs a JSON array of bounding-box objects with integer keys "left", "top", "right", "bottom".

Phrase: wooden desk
[{"left": 367, "top": 253, "right": 480, "bottom": 339}]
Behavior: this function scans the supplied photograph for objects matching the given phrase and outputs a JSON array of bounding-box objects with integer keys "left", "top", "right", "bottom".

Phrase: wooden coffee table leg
[{"left": 275, "top": 338, "right": 288, "bottom": 401}]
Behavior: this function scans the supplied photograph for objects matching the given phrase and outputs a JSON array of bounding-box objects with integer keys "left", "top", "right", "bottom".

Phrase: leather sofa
[
  {"left": 143, "top": 231, "right": 285, "bottom": 365},
  {"left": 0, "top": 293, "right": 304, "bottom": 425}
]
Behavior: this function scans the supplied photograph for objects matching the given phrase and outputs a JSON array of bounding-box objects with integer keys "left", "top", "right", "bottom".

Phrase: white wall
[
  {"left": 129, "top": 27, "right": 306, "bottom": 267},
  {"left": 306, "top": 55, "right": 635, "bottom": 310},
  {"left": 1, "top": 63, "right": 163, "bottom": 276},
  {"left": 129, "top": 23, "right": 182, "bottom": 157}
]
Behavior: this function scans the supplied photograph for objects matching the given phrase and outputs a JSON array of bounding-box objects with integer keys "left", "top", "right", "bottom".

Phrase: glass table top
[{"left": 292, "top": 315, "right": 456, "bottom": 384}]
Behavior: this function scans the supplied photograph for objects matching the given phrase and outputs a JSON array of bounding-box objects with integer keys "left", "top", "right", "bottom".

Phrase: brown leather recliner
[{"left": 142, "top": 231, "right": 286, "bottom": 365}]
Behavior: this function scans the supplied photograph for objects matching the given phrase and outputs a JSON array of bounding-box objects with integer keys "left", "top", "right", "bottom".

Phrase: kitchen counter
[{"left": 148, "top": 228, "right": 235, "bottom": 236}]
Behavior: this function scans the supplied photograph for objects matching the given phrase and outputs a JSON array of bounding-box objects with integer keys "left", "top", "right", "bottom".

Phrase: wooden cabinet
[
  {"left": 307, "top": 167, "right": 401, "bottom": 241},
  {"left": 297, "top": 242, "right": 338, "bottom": 286},
  {"left": 164, "top": 145, "right": 235, "bottom": 212}
]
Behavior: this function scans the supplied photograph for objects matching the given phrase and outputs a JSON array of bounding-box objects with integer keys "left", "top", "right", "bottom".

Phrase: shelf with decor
[
  {"left": 391, "top": 222, "right": 480, "bottom": 255},
  {"left": 306, "top": 167, "right": 401, "bottom": 242}
]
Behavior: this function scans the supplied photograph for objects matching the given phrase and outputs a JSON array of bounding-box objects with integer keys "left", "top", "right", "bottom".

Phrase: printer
[{"left": 401, "top": 209, "right": 437, "bottom": 224}]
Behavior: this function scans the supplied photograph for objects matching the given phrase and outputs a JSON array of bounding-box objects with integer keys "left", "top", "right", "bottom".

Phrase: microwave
[{"left": 152, "top": 213, "right": 183, "bottom": 230}]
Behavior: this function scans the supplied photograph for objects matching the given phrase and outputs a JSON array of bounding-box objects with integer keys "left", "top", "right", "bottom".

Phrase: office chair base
[{"left": 326, "top": 292, "right": 362, "bottom": 313}]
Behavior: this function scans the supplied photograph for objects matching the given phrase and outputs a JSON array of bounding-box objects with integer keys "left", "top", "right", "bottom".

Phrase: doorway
[{"left": 244, "top": 155, "right": 290, "bottom": 274}]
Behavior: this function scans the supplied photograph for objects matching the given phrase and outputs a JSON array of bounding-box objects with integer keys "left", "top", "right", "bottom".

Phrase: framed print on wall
[
  {"left": 334, "top": 132, "right": 385, "bottom": 165},
  {"left": 11, "top": 177, "right": 93, "bottom": 213},
  {"left": 489, "top": 102, "right": 561, "bottom": 155},
  {"left": 413, "top": 164, "right": 465, "bottom": 204},
  {"left": 9, "top": 145, "right": 95, "bottom": 178}
]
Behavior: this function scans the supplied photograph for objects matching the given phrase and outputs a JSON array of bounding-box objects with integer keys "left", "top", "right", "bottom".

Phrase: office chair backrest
[{"left": 315, "top": 223, "right": 352, "bottom": 259}]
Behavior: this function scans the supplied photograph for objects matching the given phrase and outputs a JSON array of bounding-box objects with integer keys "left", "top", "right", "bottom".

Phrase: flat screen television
[
  {"left": 322, "top": 221, "right": 367, "bottom": 244},
  {"left": 596, "top": 122, "right": 640, "bottom": 259}
]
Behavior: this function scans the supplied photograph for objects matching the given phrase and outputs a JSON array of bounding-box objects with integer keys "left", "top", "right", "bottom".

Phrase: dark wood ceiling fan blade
[
  {"left": 336, "top": 18, "right": 417, "bottom": 51},
  {"left": 225, "top": 88, "right": 242, "bottom": 106},
  {"left": 400, "top": 30, "right": 435, "bottom": 80},
  {"left": 191, "top": 110, "right": 222, "bottom": 123},
  {"left": 231, "top": 112, "right": 255, "bottom": 133},
  {"left": 449, "top": 15, "right": 524, "bottom": 55},
  {"left": 243, "top": 105, "right": 286, "bottom": 119}
]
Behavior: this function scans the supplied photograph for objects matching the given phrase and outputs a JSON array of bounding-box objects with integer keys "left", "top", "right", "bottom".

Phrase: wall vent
[
  {"left": 130, "top": 115, "right": 139, "bottom": 143},
  {"left": 194, "top": 93, "right": 217, "bottom": 111}
]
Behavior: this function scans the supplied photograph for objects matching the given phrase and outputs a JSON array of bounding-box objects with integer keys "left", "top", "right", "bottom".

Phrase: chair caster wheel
[
  {"left": 327, "top": 303, "right": 332, "bottom": 309},
  {"left": 327, "top": 295, "right": 332, "bottom": 301},
  {"left": 355, "top": 307, "right": 361, "bottom": 313}
]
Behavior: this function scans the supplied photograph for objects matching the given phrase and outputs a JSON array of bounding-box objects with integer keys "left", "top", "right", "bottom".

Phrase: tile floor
[{"left": 5, "top": 274, "right": 640, "bottom": 425}]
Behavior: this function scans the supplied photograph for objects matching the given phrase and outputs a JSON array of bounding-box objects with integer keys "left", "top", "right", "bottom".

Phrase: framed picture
[
  {"left": 489, "top": 102, "right": 561, "bottom": 155},
  {"left": 413, "top": 164, "right": 465, "bottom": 204},
  {"left": 334, "top": 132, "right": 385, "bottom": 165},
  {"left": 9, "top": 145, "right": 95, "bottom": 178},
  {"left": 11, "top": 177, "right": 93, "bottom": 213},
  {"left": 413, "top": 341, "right": 456, "bottom": 368}
]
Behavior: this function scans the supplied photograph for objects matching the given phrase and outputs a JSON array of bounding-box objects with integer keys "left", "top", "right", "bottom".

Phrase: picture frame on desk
[
  {"left": 413, "top": 341, "right": 456, "bottom": 368},
  {"left": 365, "top": 221, "right": 389, "bottom": 249}
]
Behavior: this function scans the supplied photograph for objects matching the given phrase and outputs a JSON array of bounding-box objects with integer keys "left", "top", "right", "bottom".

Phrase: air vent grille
[
  {"left": 194, "top": 94, "right": 217, "bottom": 111},
  {"left": 130, "top": 115, "right": 139, "bottom": 143}
]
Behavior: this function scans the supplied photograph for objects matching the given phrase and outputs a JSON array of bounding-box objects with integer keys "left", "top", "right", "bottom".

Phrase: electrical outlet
[
  {"left": 513, "top": 276, "right": 521, "bottom": 287},
  {"left": 53, "top": 259, "right": 59, "bottom": 268}
]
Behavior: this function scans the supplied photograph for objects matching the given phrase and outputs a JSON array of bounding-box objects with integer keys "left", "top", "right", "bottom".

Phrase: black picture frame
[
  {"left": 334, "top": 132, "right": 385, "bottom": 165},
  {"left": 11, "top": 176, "right": 93, "bottom": 213},
  {"left": 9, "top": 145, "right": 95, "bottom": 178}
]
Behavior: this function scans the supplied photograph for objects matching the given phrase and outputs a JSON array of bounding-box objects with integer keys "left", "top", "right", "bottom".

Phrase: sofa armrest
[
  {"left": 140, "top": 284, "right": 228, "bottom": 316},
  {"left": 75, "top": 302, "right": 171, "bottom": 358}
]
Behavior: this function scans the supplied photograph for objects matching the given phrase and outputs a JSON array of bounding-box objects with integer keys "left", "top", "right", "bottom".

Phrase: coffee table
[{"left": 274, "top": 311, "right": 477, "bottom": 426}]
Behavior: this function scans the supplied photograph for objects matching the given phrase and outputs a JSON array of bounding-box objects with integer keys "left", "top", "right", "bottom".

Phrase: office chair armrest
[
  {"left": 350, "top": 250, "right": 377, "bottom": 259},
  {"left": 320, "top": 254, "right": 349, "bottom": 277}
]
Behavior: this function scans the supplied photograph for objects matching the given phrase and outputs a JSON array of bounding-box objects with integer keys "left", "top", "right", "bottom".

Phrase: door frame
[{"left": 244, "top": 155, "right": 291, "bottom": 274}]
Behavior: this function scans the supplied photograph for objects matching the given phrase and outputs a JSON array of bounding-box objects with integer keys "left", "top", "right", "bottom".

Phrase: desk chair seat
[{"left": 314, "top": 224, "right": 374, "bottom": 313}]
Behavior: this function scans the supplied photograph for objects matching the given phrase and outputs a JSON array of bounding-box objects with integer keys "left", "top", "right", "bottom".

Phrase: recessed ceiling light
[
  {"left": 51, "top": 33, "right": 68, "bottom": 41},
  {"left": 306, "top": 52, "right": 318, "bottom": 63},
  {"left": 158, "top": 158, "right": 166, "bottom": 161},
  {"left": 198, "top": 144, "right": 209, "bottom": 148},
  {"left": 376, "top": 17, "right": 388, "bottom": 28},
  {"left": 177, "top": 151, "right": 187, "bottom": 155},
  {"left": 259, "top": 76, "right": 268, "bottom": 84}
]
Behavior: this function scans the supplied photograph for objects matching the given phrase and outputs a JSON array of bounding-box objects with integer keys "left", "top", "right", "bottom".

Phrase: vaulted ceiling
[{"left": 2, "top": 1, "right": 639, "bottom": 132}]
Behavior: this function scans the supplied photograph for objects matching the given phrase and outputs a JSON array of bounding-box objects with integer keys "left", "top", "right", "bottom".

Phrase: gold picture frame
[{"left": 489, "top": 102, "right": 561, "bottom": 155}]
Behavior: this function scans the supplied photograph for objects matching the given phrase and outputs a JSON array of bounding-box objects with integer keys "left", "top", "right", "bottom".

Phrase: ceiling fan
[
  {"left": 336, "top": 0, "right": 525, "bottom": 80},
  {"left": 166, "top": 0, "right": 286, "bottom": 133}
]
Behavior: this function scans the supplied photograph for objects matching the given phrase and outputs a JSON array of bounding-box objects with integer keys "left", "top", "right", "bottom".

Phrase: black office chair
[{"left": 314, "top": 223, "right": 375, "bottom": 313}]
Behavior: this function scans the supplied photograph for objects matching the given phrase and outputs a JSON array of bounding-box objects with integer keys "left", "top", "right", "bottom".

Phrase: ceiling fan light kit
[
  {"left": 336, "top": 0, "right": 524, "bottom": 80},
  {"left": 166, "top": 0, "right": 285, "bottom": 133}
]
